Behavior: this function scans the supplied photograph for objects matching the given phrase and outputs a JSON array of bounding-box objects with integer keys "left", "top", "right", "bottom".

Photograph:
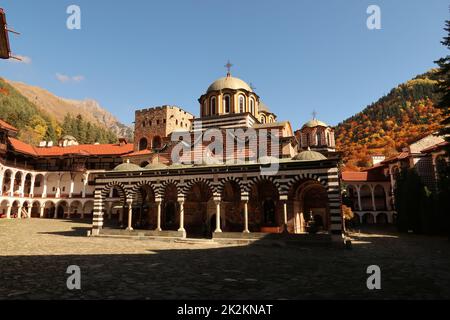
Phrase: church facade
[{"left": 91, "top": 71, "right": 344, "bottom": 242}]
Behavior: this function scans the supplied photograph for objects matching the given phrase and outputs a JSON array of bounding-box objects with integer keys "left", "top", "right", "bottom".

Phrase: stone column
[
  {"left": 243, "top": 200, "right": 250, "bottom": 233},
  {"left": 27, "top": 206, "right": 32, "bottom": 219},
  {"left": 67, "top": 205, "right": 71, "bottom": 219},
  {"left": 17, "top": 205, "right": 22, "bottom": 219},
  {"left": 0, "top": 173, "right": 4, "bottom": 196},
  {"left": 30, "top": 175, "right": 35, "bottom": 198},
  {"left": 178, "top": 199, "right": 185, "bottom": 232},
  {"left": 69, "top": 180, "right": 75, "bottom": 198},
  {"left": 280, "top": 195, "right": 288, "bottom": 232},
  {"left": 6, "top": 205, "right": 11, "bottom": 219},
  {"left": 126, "top": 200, "right": 133, "bottom": 231},
  {"left": 371, "top": 186, "right": 376, "bottom": 211},
  {"left": 56, "top": 177, "right": 61, "bottom": 198},
  {"left": 356, "top": 185, "right": 362, "bottom": 211},
  {"left": 42, "top": 176, "right": 47, "bottom": 198},
  {"left": 156, "top": 199, "right": 162, "bottom": 231},
  {"left": 9, "top": 175, "right": 14, "bottom": 196},
  {"left": 214, "top": 199, "right": 222, "bottom": 233},
  {"left": 40, "top": 205, "right": 45, "bottom": 218},
  {"left": 53, "top": 206, "right": 58, "bottom": 219},
  {"left": 19, "top": 174, "right": 26, "bottom": 197},
  {"left": 119, "top": 206, "right": 124, "bottom": 225}
]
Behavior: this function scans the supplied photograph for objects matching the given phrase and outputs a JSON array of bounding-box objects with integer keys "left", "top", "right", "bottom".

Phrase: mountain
[
  {"left": 335, "top": 69, "right": 444, "bottom": 169},
  {"left": 0, "top": 77, "right": 133, "bottom": 145},
  {"left": 4, "top": 79, "right": 133, "bottom": 141}
]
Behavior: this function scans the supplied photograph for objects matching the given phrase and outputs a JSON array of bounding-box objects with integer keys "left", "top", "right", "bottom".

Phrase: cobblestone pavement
[{"left": 0, "top": 219, "right": 449, "bottom": 300}]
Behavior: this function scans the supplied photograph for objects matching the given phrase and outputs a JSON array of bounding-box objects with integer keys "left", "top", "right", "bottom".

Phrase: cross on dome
[{"left": 224, "top": 60, "right": 233, "bottom": 77}]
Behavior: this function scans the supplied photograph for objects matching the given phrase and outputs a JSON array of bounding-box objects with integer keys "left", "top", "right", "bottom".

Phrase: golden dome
[
  {"left": 207, "top": 76, "right": 253, "bottom": 93},
  {"left": 302, "top": 119, "right": 328, "bottom": 128}
]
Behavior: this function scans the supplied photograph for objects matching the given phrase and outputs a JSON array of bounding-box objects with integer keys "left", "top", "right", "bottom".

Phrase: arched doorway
[
  {"left": 249, "top": 179, "right": 281, "bottom": 233},
  {"left": 185, "top": 181, "right": 213, "bottom": 238},
  {"left": 2, "top": 170, "right": 13, "bottom": 195},
  {"left": 376, "top": 212, "right": 388, "bottom": 224},
  {"left": 31, "top": 201, "right": 41, "bottom": 218},
  {"left": 220, "top": 180, "right": 242, "bottom": 233},
  {"left": 44, "top": 201, "right": 56, "bottom": 218},
  {"left": 360, "top": 185, "right": 372, "bottom": 211},
  {"left": 139, "top": 138, "right": 148, "bottom": 151},
  {"left": 162, "top": 183, "right": 178, "bottom": 231},
  {"left": 101, "top": 184, "right": 128, "bottom": 228},
  {"left": 374, "top": 185, "right": 387, "bottom": 211},
  {"left": 132, "top": 184, "right": 156, "bottom": 229},
  {"left": 289, "top": 179, "right": 330, "bottom": 234},
  {"left": 152, "top": 136, "right": 162, "bottom": 149},
  {"left": 57, "top": 201, "right": 68, "bottom": 219}
]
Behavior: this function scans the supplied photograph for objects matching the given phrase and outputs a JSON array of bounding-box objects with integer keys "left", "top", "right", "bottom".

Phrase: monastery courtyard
[{"left": 0, "top": 219, "right": 449, "bottom": 300}]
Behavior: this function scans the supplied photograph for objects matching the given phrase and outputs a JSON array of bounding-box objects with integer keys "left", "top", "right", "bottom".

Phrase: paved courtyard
[{"left": 0, "top": 219, "right": 449, "bottom": 300}]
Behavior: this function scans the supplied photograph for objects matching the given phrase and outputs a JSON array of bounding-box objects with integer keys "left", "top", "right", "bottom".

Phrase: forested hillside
[
  {"left": 0, "top": 77, "right": 119, "bottom": 145},
  {"left": 335, "top": 69, "right": 444, "bottom": 169}
]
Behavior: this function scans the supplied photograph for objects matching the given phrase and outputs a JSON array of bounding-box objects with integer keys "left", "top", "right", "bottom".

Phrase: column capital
[{"left": 279, "top": 194, "right": 288, "bottom": 201}]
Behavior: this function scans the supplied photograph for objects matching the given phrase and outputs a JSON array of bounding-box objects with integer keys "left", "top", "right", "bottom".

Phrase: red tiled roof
[
  {"left": 342, "top": 170, "right": 388, "bottom": 182},
  {"left": 381, "top": 151, "right": 409, "bottom": 164},
  {"left": 8, "top": 137, "right": 134, "bottom": 157},
  {"left": 421, "top": 141, "right": 449, "bottom": 153},
  {"left": 125, "top": 149, "right": 153, "bottom": 157},
  {"left": 0, "top": 119, "right": 18, "bottom": 132}
]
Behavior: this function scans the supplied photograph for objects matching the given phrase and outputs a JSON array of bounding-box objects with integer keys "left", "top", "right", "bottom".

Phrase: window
[
  {"left": 250, "top": 98, "right": 255, "bottom": 114},
  {"left": 239, "top": 95, "right": 245, "bottom": 113},
  {"left": 210, "top": 97, "right": 216, "bottom": 115},
  {"left": 142, "top": 120, "right": 146, "bottom": 127},
  {"left": 260, "top": 115, "right": 266, "bottom": 124},
  {"left": 157, "top": 120, "right": 160, "bottom": 125},
  {"left": 316, "top": 132, "right": 321, "bottom": 145},
  {"left": 223, "top": 95, "right": 231, "bottom": 114},
  {"left": 326, "top": 132, "right": 330, "bottom": 146},
  {"left": 152, "top": 136, "right": 162, "bottom": 149},
  {"left": 149, "top": 120, "right": 152, "bottom": 126},
  {"left": 139, "top": 138, "right": 148, "bottom": 151}
]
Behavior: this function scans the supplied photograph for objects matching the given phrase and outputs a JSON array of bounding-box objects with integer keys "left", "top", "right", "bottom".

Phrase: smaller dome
[
  {"left": 61, "top": 135, "right": 77, "bottom": 140},
  {"left": 302, "top": 119, "right": 328, "bottom": 128},
  {"left": 259, "top": 101, "right": 270, "bottom": 113},
  {"left": 293, "top": 150, "right": 327, "bottom": 161},
  {"left": 113, "top": 161, "right": 142, "bottom": 172},
  {"left": 145, "top": 163, "right": 168, "bottom": 170},
  {"left": 258, "top": 156, "right": 280, "bottom": 164}
]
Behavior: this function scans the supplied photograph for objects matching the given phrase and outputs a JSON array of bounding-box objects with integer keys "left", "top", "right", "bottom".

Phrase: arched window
[
  {"left": 152, "top": 136, "right": 162, "bottom": 149},
  {"left": 210, "top": 97, "right": 216, "bottom": 115},
  {"left": 260, "top": 115, "right": 266, "bottom": 124},
  {"left": 239, "top": 95, "right": 246, "bottom": 113},
  {"left": 142, "top": 120, "right": 146, "bottom": 127},
  {"left": 249, "top": 98, "right": 255, "bottom": 115},
  {"left": 316, "top": 132, "right": 322, "bottom": 145},
  {"left": 326, "top": 132, "right": 330, "bottom": 146},
  {"left": 223, "top": 95, "right": 231, "bottom": 114},
  {"left": 139, "top": 138, "right": 148, "bottom": 151}
]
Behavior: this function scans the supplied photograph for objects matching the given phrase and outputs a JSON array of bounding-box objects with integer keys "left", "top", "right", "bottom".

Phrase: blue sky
[{"left": 0, "top": 0, "right": 448, "bottom": 126}]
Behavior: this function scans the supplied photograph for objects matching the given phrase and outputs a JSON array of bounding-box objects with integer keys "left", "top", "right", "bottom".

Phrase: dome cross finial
[
  {"left": 312, "top": 110, "right": 317, "bottom": 120},
  {"left": 225, "top": 60, "right": 233, "bottom": 77}
]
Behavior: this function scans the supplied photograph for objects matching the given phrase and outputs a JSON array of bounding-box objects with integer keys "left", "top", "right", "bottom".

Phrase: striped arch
[
  {"left": 182, "top": 178, "right": 216, "bottom": 197},
  {"left": 245, "top": 176, "right": 281, "bottom": 194},
  {"left": 217, "top": 177, "right": 243, "bottom": 196},
  {"left": 130, "top": 181, "right": 158, "bottom": 197},
  {"left": 282, "top": 173, "right": 328, "bottom": 195},
  {"left": 100, "top": 181, "right": 130, "bottom": 200},
  {"left": 159, "top": 179, "right": 179, "bottom": 196}
]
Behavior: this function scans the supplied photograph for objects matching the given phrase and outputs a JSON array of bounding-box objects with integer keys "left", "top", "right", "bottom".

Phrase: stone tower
[{"left": 134, "top": 106, "right": 194, "bottom": 151}]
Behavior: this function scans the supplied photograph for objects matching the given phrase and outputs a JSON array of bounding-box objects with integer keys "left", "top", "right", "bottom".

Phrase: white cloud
[
  {"left": 56, "top": 73, "right": 85, "bottom": 83},
  {"left": 9, "top": 55, "right": 32, "bottom": 64},
  {"left": 72, "top": 75, "right": 85, "bottom": 82},
  {"left": 56, "top": 73, "right": 71, "bottom": 83}
]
